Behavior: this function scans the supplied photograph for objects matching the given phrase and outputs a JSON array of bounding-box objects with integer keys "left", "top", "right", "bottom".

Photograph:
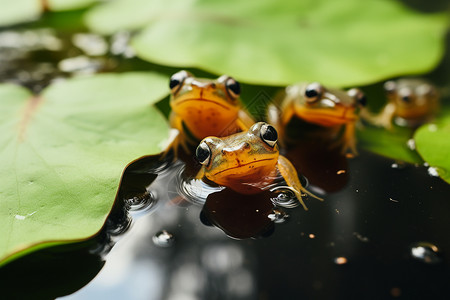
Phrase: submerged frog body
[
  {"left": 167, "top": 70, "right": 255, "bottom": 155},
  {"left": 195, "top": 122, "right": 321, "bottom": 210},
  {"left": 373, "top": 78, "right": 439, "bottom": 128},
  {"left": 267, "top": 82, "right": 367, "bottom": 154}
]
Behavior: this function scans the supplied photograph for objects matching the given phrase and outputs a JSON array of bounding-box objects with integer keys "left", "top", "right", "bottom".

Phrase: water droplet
[
  {"left": 152, "top": 230, "right": 175, "bottom": 247},
  {"left": 334, "top": 257, "right": 348, "bottom": 265},
  {"left": 406, "top": 138, "right": 416, "bottom": 150},
  {"left": 309, "top": 233, "right": 315, "bottom": 239},
  {"left": 410, "top": 242, "right": 442, "bottom": 264},
  {"left": 391, "top": 161, "right": 407, "bottom": 169},
  {"left": 427, "top": 167, "right": 439, "bottom": 177},
  {"left": 268, "top": 209, "right": 289, "bottom": 223},
  {"left": 269, "top": 186, "right": 300, "bottom": 208},
  {"left": 336, "top": 170, "right": 346, "bottom": 175}
]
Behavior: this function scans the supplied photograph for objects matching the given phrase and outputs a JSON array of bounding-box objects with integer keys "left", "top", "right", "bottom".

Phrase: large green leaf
[
  {"left": 85, "top": 0, "right": 448, "bottom": 86},
  {"left": 0, "top": 0, "right": 41, "bottom": 26},
  {"left": 357, "top": 125, "right": 422, "bottom": 164},
  {"left": 0, "top": 0, "right": 98, "bottom": 27},
  {"left": 0, "top": 72, "right": 169, "bottom": 266},
  {"left": 415, "top": 110, "right": 450, "bottom": 184}
]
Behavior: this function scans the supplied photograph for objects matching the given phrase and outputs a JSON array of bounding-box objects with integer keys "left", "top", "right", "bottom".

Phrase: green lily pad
[
  {"left": 0, "top": 0, "right": 98, "bottom": 27},
  {"left": 48, "top": 0, "right": 98, "bottom": 11},
  {"left": 415, "top": 111, "right": 450, "bottom": 184},
  {"left": 0, "top": 0, "right": 41, "bottom": 27},
  {"left": 85, "top": 0, "right": 448, "bottom": 86},
  {"left": 357, "top": 125, "right": 422, "bottom": 164},
  {"left": 0, "top": 72, "right": 169, "bottom": 266}
]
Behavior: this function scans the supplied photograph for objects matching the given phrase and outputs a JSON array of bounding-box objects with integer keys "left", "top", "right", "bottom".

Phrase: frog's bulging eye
[
  {"left": 260, "top": 124, "right": 278, "bottom": 147},
  {"left": 348, "top": 88, "right": 367, "bottom": 107},
  {"left": 384, "top": 81, "right": 397, "bottom": 94},
  {"left": 169, "top": 70, "right": 190, "bottom": 94},
  {"left": 225, "top": 77, "right": 241, "bottom": 99},
  {"left": 398, "top": 88, "right": 412, "bottom": 103},
  {"left": 304, "top": 82, "right": 323, "bottom": 103},
  {"left": 196, "top": 142, "right": 211, "bottom": 165}
]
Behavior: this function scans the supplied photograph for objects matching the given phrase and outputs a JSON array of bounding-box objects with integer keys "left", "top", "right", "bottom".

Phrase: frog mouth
[
  {"left": 297, "top": 107, "right": 357, "bottom": 126},
  {"left": 212, "top": 158, "right": 276, "bottom": 176},
  {"left": 175, "top": 98, "right": 231, "bottom": 110}
]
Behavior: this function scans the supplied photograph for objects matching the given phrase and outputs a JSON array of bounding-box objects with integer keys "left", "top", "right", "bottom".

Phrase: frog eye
[
  {"left": 383, "top": 81, "right": 397, "bottom": 94},
  {"left": 347, "top": 88, "right": 367, "bottom": 107},
  {"left": 195, "top": 142, "right": 211, "bottom": 165},
  {"left": 169, "top": 70, "right": 191, "bottom": 94},
  {"left": 260, "top": 123, "right": 278, "bottom": 147},
  {"left": 304, "top": 82, "right": 324, "bottom": 103},
  {"left": 398, "top": 87, "right": 412, "bottom": 103},
  {"left": 224, "top": 77, "right": 241, "bottom": 99}
]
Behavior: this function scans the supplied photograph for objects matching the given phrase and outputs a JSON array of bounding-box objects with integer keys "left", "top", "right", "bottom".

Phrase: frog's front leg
[
  {"left": 343, "top": 122, "right": 357, "bottom": 155},
  {"left": 372, "top": 103, "right": 396, "bottom": 129},
  {"left": 162, "top": 113, "right": 192, "bottom": 158},
  {"left": 277, "top": 155, "right": 323, "bottom": 211}
]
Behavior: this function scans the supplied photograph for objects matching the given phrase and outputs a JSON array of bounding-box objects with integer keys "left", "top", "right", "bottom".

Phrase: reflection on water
[
  {"left": 55, "top": 145, "right": 450, "bottom": 300},
  {"left": 410, "top": 242, "right": 442, "bottom": 264}
]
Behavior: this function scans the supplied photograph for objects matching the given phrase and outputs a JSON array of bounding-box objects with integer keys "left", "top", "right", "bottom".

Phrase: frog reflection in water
[
  {"left": 373, "top": 78, "right": 439, "bottom": 129},
  {"left": 268, "top": 82, "right": 367, "bottom": 154},
  {"left": 167, "top": 70, "right": 255, "bottom": 156},
  {"left": 195, "top": 122, "right": 321, "bottom": 210}
]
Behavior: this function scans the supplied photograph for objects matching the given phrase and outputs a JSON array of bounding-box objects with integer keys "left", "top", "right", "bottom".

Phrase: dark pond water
[
  {"left": 2, "top": 146, "right": 450, "bottom": 300},
  {"left": 1, "top": 2, "right": 450, "bottom": 300}
]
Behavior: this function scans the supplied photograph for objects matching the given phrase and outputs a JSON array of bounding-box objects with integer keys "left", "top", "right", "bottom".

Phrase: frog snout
[
  {"left": 222, "top": 142, "right": 251, "bottom": 156},
  {"left": 192, "top": 80, "right": 216, "bottom": 89}
]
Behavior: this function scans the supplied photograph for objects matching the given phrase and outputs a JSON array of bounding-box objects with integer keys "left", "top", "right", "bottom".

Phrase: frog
[
  {"left": 373, "top": 78, "right": 439, "bottom": 129},
  {"left": 166, "top": 70, "right": 255, "bottom": 156},
  {"left": 267, "top": 82, "right": 367, "bottom": 155},
  {"left": 194, "top": 122, "right": 322, "bottom": 210}
]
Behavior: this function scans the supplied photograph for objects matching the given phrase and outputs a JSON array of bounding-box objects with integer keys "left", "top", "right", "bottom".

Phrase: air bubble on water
[
  {"left": 269, "top": 186, "right": 300, "bottom": 208},
  {"left": 391, "top": 161, "right": 407, "bottom": 169},
  {"left": 410, "top": 242, "right": 442, "bottom": 264},
  {"left": 153, "top": 230, "right": 175, "bottom": 247},
  {"left": 125, "top": 190, "right": 156, "bottom": 212},
  {"left": 268, "top": 209, "right": 289, "bottom": 223}
]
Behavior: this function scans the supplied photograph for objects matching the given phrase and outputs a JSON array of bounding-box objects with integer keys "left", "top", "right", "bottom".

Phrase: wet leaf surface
[
  {"left": 357, "top": 125, "right": 423, "bottom": 164},
  {"left": 415, "top": 110, "right": 450, "bottom": 184},
  {"left": 86, "top": 0, "right": 448, "bottom": 86},
  {"left": 0, "top": 0, "right": 98, "bottom": 27},
  {"left": 0, "top": 72, "right": 169, "bottom": 265}
]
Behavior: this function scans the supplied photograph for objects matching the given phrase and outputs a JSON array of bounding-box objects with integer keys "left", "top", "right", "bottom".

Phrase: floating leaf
[
  {"left": 357, "top": 125, "right": 422, "bottom": 164},
  {"left": 48, "top": 0, "right": 98, "bottom": 11},
  {"left": 0, "top": 0, "right": 41, "bottom": 26},
  {"left": 0, "top": 0, "right": 98, "bottom": 27},
  {"left": 0, "top": 72, "right": 169, "bottom": 266},
  {"left": 85, "top": 0, "right": 448, "bottom": 86},
  {"left": 415, "top": 111, "right": 450, "bottom": 184}
]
